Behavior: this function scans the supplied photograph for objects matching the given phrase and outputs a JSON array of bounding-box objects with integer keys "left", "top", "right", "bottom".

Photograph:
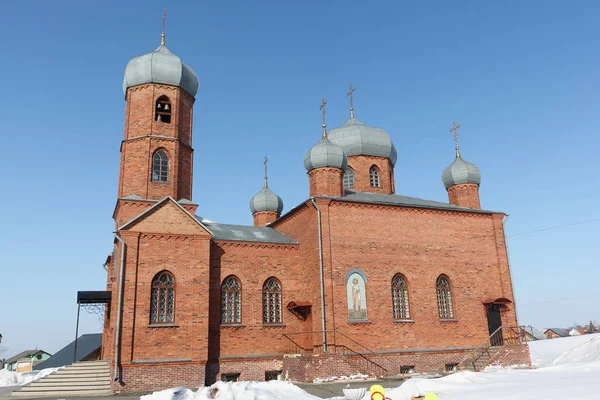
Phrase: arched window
[
  {"left": 150, "top": 271, "right": 175, "bottom": 324},
  {"left": 436, "top": 275, "right": 454, "bottom": 319},
  {"left": 152, "top": 150, "right": 169, "bottom": 182},
  {"left": 370, "top": 166, "right": 381, "bottom": 188},
  {"left": 343, "top": 167, "right": 355, "bottom": 188},
  {"left": 392, "top": 274, "right": 410, "bottom": 320},
  {"left": 221, "top": 276, "right": 241, "bottom": 324},
  {"left": 262, "top": 278, "right": 282, "bottom": 324},
  {"left": 155, "top": 96, "right": 172, "bottom": 123}
]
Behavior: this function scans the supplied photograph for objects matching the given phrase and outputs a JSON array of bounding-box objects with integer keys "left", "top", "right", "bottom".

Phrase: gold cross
[
  {"left": 161, "top": 10, "right": 167, "bottom": 46},
  {"left": 346, "top": 84, "right": 356, "bottom": 118},
  {"left": 450, "top": 121, "right": 461, "bottom": 157},
  {"left": 263, "top": 156, "right": 269, "bottom": 187}
]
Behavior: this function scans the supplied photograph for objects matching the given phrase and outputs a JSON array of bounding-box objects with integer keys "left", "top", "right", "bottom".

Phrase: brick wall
[
  {"left": 112, "top": 363, "right": 205, "bottom": 393},
  {"left": 346, "top": 155, "right": 395, "bottom": 194},
  {"left": 447, "top": 183, "right": 481, "bottom": 209},
  {"left": 308, "top": 168, "right": 344, "bottom": 197}
]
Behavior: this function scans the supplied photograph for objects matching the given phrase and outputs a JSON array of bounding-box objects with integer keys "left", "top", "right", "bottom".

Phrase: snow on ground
[
  {"left": 142, "top": 363, "right": 600, "bottom": 400},
  {"left": 528, "top": 332, "right": 600, "bottom": 367},
  {"left": 142, "top": 334, "right": 600, "bottom": 400},
  {"left": 553, "top": 335, "right": 600, "bottom": 365},
  {"left": 0, "top": 368, "right": 61, "bottom": 387}
]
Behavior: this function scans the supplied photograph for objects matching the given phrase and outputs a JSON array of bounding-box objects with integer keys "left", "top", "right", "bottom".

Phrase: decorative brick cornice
[
  {"left": 330, "top": 200, "right": 491, "bottom": 218},
  {"left": 121, "top": 135, "right": 193, "bottom": 150},
  {"left": 139, "top": 234, "right": 208, "bottom": 241},
  {"left": 213, "top": 240, "right": 299, "bottom": 250},
  {"left": 127, "top": 84, "right": 179, "bottom": 94}
]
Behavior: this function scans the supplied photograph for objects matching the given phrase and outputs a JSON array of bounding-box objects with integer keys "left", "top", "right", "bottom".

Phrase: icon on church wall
[{"left": 347, "top": 272, "right": 367, "bottom": 321}]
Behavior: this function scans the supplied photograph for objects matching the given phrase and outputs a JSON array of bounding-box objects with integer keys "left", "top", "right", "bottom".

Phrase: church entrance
[{"left": 486, "top": 304, "right": 503, "bottom": 346}]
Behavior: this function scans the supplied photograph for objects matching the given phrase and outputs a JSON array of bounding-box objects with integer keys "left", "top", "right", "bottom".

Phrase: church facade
[{"left": 100, "top": 34, "right": 529, "bottom": 392}]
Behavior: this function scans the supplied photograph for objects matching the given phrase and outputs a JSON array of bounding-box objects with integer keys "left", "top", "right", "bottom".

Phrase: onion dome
[
  {"left": 327, "top": 118, "right": 398, "bottom": 166},
  {"left": 249, "top": 186, "right": 284, "bottom": 214},
  {"left": 442, "top": 155, "right": 481, "bottom": 189},
  {"left": 123, "top": 43, "right": 199, "bottom": 98},
  {"left": 303, "top": 136, "right": 348, "bottom": 172}
]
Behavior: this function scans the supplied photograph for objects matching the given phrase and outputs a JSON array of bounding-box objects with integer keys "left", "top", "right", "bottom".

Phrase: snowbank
[
  {"left": 553, "top": 335, "right": 600, "bottom": 365},
  {"left": 528, "top": 332, "right": 600, "bottom": 367},
  {"left": 0, "top": 368, "right": 60, "bottom": 387},
  {"left": 386, "top": 361, "right": 600, "bottom": 400},
  {"left": 141, "top": 362, "right": 600, "bottom": 400},
  {"left": 141, "top": 381, "right": 321, "bottom": 400}
]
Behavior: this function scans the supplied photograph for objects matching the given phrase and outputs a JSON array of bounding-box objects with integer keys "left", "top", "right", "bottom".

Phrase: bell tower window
[
  {"left": 343, "top": 167, "right": 355, "bottom": 188},
  {"left": 370, "top": 166, "right": 381, "bottom": 188},
  {"left": 152, "top": 150, "right": 169, "bottom": 182},
  {"left": 155, "top": 96, "right": 172, "bottom": 123}
]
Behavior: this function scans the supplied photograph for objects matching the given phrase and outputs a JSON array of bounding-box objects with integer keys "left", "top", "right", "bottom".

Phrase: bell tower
[{"left": 114, "top": 21, "right": 200, "bottom": 226}]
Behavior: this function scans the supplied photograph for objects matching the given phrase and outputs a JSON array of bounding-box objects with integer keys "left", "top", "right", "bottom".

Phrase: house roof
[
  {"left": 33, "top": 334, "right": 102, "bottom": 370},
  {"left": 544, "top": 328, "right": 569, "bottom": 337},
  {"left": 318, "top": 190, "right": 501, "bottom": 214},
  {"left": 199, "top": 219, "right": 298, "bottom": 245},
  {"left": 4, "top": 349, "right": 50, "bottom": 364},
  {"left": 523, "top": 326, "right": 546, "bottom": 340}
]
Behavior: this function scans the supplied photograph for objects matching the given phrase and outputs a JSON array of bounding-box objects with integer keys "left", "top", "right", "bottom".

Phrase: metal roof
[
  {"left": 328, "top": 117, "right": 398, "bottom": 166},
  {"left": 249, "top": 186, "right": 284, "bottom": 214},
  {"left": 198, "top": 219, "right": 298, "bottom": 244},
  {"left": 442, "top": 155, "right": 481, "bottom": 189},
  {"left": 33, "top": 334, "right": 102, "bottom": 370},
  {"left": 123, "top": 44, "right": 199, "bottom": 97},
  {"left": 303, "top": 136, "right": 348, "bottom": 172},
  {"left": 319, "top": 190, "right": 499, "bottom": 214}
]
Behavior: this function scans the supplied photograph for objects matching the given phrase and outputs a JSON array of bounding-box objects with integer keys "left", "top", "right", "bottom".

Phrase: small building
[
  {"left": 2, "top": 350, "right": 52, "bottom": 371},
  {"left": 522, "top": 326, "right": 546, "bottom": 341},
  {"left": 543, "top": 328, "right": 569, "bottom": 339}
]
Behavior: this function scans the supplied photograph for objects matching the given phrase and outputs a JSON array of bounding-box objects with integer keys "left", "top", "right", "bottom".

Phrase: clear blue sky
[{"left": 1, "top": 0, "right": 599, "bottom": 356}]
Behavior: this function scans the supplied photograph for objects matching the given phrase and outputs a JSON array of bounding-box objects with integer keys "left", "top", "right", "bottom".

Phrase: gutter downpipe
[
  {"left": 502, "top": 214, "right": 520, "bottom": 326},
  {"left": 113, "top": 232, "right": 126, "bottom": 382},
  {"left": 311, "top": 198, "right": 327, "bottom": 353}
]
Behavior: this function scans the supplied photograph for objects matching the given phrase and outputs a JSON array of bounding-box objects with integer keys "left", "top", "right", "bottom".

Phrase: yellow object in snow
[
  {"left": 424, "top": 393, "right": 438, "bottom": 400},
  {"left": 370, "top": 384, "right": 386, "bottom": 400}
]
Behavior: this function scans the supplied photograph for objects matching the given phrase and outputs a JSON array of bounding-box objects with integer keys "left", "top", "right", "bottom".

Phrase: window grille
[
  {"left": 400, "top": 365, "right": 415, "bottom": 374},
  {"left": 343, "top": 167, "right": 355, "bottom": 188},
  {"left": 445, "top": 363, "right": 458, "bottom": 372},
  {"left": 262, "top": 278, "right": 282, "bottom": 324},
  {"left": 265, "top": 371, "right": 282, "bottom": 381},
  {"left": 150, "top": 271, "right": 175, "bottom": 323},
  {"left": 370, "top": 166, "right": 381, "bottom": 187},
  {"left": 436, "top": 276, "right": 454, "bottom": 319},
  {"left": 152, "top": 150, "right": 169, "bottom": 182},
  {"left": 155, "top": 96, "right": 172, "bottom": 123},
  {"left": 221, "top": 373, "right": 240, "bottom": 382},
  {"left": 221, "top": 276, "right": 241, "bottom": 324},
  {"left": 391, "top": 274, "right": 410, "bottom": 319}
]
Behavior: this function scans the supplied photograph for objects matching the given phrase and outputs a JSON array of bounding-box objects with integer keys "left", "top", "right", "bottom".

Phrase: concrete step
[
  {"left": 46, "top": 371, "right": 110, "bottom": 378},
  {"left": 26, "top": 381, "right": 110, "bottom": 388},
  {"left": 12, "top": 389, "right": 113, "bottom": 397},
  {"left": 33, "top": 376, "right": 110, "bottom": 383}
]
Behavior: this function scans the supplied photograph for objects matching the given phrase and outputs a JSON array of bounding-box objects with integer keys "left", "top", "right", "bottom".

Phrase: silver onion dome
[
  {"left": 303, "top": 137, "right": 348, "bottom": 172},
  {"left": 327, "top": 118, "right": 397, "bottom": 166},
  {"left": 442, "top": 155, "right": 481, "bottom": 189},
  {"left": 123, "top": 44, "right": 199, "bottom": 97},
  {"left": 249, "top": 186, "right": 284, "bottom": 214}
]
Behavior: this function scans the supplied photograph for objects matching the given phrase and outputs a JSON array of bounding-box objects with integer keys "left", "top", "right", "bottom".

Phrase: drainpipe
[
  {"left": 113, "top": 232, "right": 126, "bottom": 382},
  {"left": 502, "top": 215, "right": 520, "bottom": 326},
  {"left": 310, "top": 199, "right": 327, "bottom": 352}
]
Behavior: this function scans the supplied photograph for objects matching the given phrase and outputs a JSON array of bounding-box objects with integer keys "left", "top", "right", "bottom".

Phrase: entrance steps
[{"left": 11, "top": 361, "right": 111, "bottom": 397}]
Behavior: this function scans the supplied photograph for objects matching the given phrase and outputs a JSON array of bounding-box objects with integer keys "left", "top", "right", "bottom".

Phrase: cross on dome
[
  {"left": 450, "top": 121, "right": 462, "bottom": 157},
  {"left": 346, "top": 84, "right": 356, "bottom": 118},
  {"left": 320, "top": 97, "right": 328, "bottom": 137}
]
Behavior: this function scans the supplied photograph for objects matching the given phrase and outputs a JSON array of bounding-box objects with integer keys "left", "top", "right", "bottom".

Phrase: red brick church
[{"left": 100, "top": 31, "right": 529, "bottom": 392}]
